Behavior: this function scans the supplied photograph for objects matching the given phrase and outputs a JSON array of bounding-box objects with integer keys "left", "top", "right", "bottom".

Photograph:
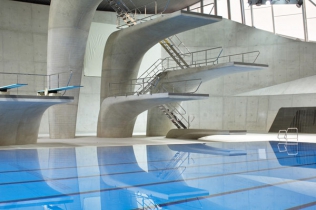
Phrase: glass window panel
[
  {"left": 203, "top": 0, "right": 215, "bottom": 15},
  {"left": 217, "top": 0, "right": 228, "bottom": 18},
  {"left": 244, "top": 0, "right": 252, "bottom": 26},
  {"left": 306, "top": 0, "right": 316, "bottom": 18},
  {"left": 307, "top": 18, "right": 316, "bottom": 41},
  {"left": 274, "top": 5, "right": 304, "bottom": 39},
  {"left": 253, "top": 5, "right": 273, "bottom": 32},
  {"left": 230, "top": 0, "right": 242, "bottom": 23}
]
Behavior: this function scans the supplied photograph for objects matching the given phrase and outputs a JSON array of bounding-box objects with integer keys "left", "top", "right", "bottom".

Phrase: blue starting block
[
  {"left": 37, "top": 85, "right": 83, "bottom": 96},
  {"left": 0, "top": 84, "right": 28, "bottom": 92}
]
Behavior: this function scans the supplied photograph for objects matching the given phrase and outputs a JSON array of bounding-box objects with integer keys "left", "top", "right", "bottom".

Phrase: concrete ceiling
[{"left": 10, "top": 0, "right": 200, "bottom": 13}]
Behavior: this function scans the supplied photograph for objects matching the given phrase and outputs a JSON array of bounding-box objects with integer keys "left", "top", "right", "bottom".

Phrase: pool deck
[{"left": 0, "top": 132, "right": 315, "bottom": 150}]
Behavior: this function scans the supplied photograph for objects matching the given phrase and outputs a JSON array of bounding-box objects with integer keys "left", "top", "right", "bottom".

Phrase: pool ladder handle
[{"left": 277, "top": 128, "right": 298, "bottom": 156}]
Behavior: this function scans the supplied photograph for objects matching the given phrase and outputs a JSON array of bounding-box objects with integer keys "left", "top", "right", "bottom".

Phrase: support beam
[{"left": 47, "top": 0, "right": 102, "bottom": 139}]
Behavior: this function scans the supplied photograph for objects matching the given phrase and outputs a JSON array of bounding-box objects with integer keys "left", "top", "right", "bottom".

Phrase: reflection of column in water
[
  {"left": 0, "top": 149, "right": 73, "bottom": 209},
  {"left": 46, "top": 148, "right": 82, "bottom": 209},
  {"left": 97, "top": 147, "right": 138, "bottom": 209}
]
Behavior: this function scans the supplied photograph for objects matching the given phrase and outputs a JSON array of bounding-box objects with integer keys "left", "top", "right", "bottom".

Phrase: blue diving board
[
  {"left": 0, "top": 83, "right": 28, "bottom": 91},
  {"left": 37, "top": 85, "right": 83, "bottom": 95}
]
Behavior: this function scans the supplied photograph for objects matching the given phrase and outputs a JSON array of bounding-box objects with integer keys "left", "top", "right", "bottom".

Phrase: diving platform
[
  {"left": 97, "top": 93, "right": 209, "bottom": 138},
  {"left": 0, "top": 95, "right": 73, "bottom": 146},
  {"left": 37, "top": 86, "right": 83, "bottom": 96}
]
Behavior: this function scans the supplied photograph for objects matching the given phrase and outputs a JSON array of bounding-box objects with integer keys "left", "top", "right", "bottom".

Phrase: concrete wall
[
  {"left": 0, "top": 0, "right": 116, "bottom": 136},
  {"left": 0, "top": 0, "right": 158, "bottom": 136},
  {"left": 171, "top": 19, "right": 316, "bottom": 132}
]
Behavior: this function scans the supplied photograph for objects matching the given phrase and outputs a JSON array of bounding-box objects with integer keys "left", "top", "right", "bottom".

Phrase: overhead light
[
  {"left": 256, "top": 0, "right": 263, "bottom": 6},
  {"left": 296, "top": 0, "right": 303, "bottom": 7},
  {"left": 266, "top": 0, "right": 271, "bottom": 5}
]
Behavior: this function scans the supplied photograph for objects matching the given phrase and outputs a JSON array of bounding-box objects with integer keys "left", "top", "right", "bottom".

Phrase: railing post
[
  {"left": 145, "top": 6, "right": 146, "bottom": 17},
  {"left": 155, "top": 1, "right": 157, "bottom": 14}
]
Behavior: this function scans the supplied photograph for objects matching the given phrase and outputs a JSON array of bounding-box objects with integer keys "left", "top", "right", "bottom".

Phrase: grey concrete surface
[
  {"left": 169, "top": 18, "right": 316, "bottom": 133},
  {"left": 47, "top": 0, "right": 102, "bottom": 139},
  {"left": 147, "top": 62, "right": 268, "bottom": 136},
  {"left": 100, "top": 11, "right": 222, "bottom": 102},
  {"left": 0, "top": 95, "right": 73, "bottom": 146},
  {"left": 166, "top": 129, "right": 246, "bottom": 139},
  {"left": 97, "top": 93, "right": 209, "bottom": 138}
]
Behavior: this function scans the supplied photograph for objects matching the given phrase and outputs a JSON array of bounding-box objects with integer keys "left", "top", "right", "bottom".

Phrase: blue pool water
[{"left": 0, "top": 141, "right": 316, "bottom": 209}]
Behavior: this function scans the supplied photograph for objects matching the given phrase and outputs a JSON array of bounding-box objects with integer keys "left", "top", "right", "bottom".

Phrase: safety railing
[
  {"left": 163, "top": 50, "right": 260, "bottom": 71},
  {"left": 190, "top": 2, "right": 215, "bottom": 15},
  {"left": 167, "top": 35, "right": 191, "bottom": 55},
  {"left": 138, "top": 46, "right": 223, "bottom": 80},
  {"left": 277, "top": 127, "right": 299, "bottom": 156},
  {"left": 164, "top": 102, "right": 191, "bottom": 129},
  {"left": 116, "top": 0, "right": 171, "bottom": 29},
  {"left": 156, "top": 78, "right": 202, "bottom": 94},
  {"left": 0, "top": 71, "right": 73, "bottom": 95},
  {"left": 108, "top": 77, "right": 202, "bottom": 97}
]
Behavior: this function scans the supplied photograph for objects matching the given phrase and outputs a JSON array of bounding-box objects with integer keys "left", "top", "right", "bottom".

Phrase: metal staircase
[
  {"left": 157, "top": 151, "right": 189, "bottom": 180},
  {"left": 108, "top": 0, "right": 137, "bottom": 26},
  {"left": 159, "top": 38, "right": 190, "bottom": 69},
  {"left": 158, "top": 104, "right": 187, "bottom": 129}
]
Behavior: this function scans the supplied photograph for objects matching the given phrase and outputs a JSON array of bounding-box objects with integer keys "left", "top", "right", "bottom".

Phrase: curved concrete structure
[
  {"left": 147, "top": 62, "right": 269, "bottom": 136},
  {"left": 98, "top": 11, "right": 221, "bottom": 138},
  {"left": 0, "top": 95, "right": 73, "bottom": 146},
  {"left": 47, "top": 0, "right": 102, "bottom": 139},
  {"left": 97, "top": 93, "right": 208, "bottom": 138},
  {"left": 100, "top": 11, "right": 222, "bottom": 102}
]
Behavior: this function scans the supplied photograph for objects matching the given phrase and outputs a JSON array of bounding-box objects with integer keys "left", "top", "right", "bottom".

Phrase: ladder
[
  {"left": 159, "top": 38, "right": 190, "bottom": 69},
  {"left": 157, "top": 151, "right": 188, "bottom": 180},
  {"left": 158, "top": 104, "right": 187, "bottom": 129},
  {"left": 277, "top": 127, "right": 299, "bottom": 155},
  {"left": 108, "top": 0, "right": 137, "bottom": 26}
]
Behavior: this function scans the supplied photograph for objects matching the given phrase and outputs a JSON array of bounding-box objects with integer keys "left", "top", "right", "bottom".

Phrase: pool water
[{"left": 0, "top": 141, "right": 315, "bottom": 210}]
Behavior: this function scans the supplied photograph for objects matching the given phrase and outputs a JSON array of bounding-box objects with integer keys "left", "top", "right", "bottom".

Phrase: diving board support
[{"left": 37, "top": 85, "right": 83, "bottom": 96}]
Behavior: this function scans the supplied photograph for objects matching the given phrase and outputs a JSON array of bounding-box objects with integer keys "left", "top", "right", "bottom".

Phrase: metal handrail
[
  {"left": 190, "top": 3, "right": 215, "bottom": 14},
  {"left": 0, "top": 71, "right": 73, "bottom": 95},
  {"left": 158, "top": 78, "right": 202, "bottom": 94},
  {"left": 167, "top": 35, "right": 191, "bottom": 54},
  {"left": 109, "top": 77, "right": 202, "bottom": 97},
  {"left": 109, "top": 76, "right": 159, "bottom": 97},
  {"left": 139, "top": 46, "right": 223, "bottom": 79},
  {"left": 116, "top": 0, "right": 171, "bottom": 29},
  {"left": 162, "top": 50, "right": 260, "bottom": 71}
]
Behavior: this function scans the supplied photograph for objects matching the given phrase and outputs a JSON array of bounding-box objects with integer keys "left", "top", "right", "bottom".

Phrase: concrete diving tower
[
  {"left": 97, "top": 93, "right": 208, "bottom": 138},
  {"left": 98, "top": 11, "right": 222, "bottom": 138},
  {"left": 147, "top": 62, "right": 269, "bottom": 136},
  {"left": 0, "top": 95, "right": 73, "bottom": 146},
  {"left": 100, "top": 11, "right": 222, "bottom": 101}
]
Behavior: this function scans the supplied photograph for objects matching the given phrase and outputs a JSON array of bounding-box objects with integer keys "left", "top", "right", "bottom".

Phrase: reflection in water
[
  {"left": 0, "top": 149, "right": 73, "bottom": 209},
  {"left": 2, "top": 142, "right": 316, "bottom": 209}
]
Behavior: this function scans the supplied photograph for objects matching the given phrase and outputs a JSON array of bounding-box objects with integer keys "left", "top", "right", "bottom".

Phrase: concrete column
[{"left": 47, "top": 0, "right": 102, "bottom": 139}]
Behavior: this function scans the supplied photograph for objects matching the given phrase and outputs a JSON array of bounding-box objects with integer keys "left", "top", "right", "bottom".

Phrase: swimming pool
[{"left": 0, "top": 141, "right": 315, "bottom": 209}]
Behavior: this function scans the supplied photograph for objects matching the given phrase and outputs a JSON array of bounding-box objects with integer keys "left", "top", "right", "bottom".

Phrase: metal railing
[
  {"left": 0, "top": 71, "right": 73, "bottom": 95},
  {"left": 156, "top": 78, "right": 202, "bottom": 94},
  {"left": 190, "top": 2, "right": 215, "bottom": 15},
  {"left": 162, "top": 50, "right": 260, "bottom": 71},
  {"left": 108, "top": 77, "right": 202, "bottom": 97},
  {"left": 139, "top": 46, "right": 223, "bottom": 80},
  {"left": 277, "top": 127, "right": 299, "bottom": 155},
  {"left": 116, "top": 0, "right": 171, "bottom": 29}
]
